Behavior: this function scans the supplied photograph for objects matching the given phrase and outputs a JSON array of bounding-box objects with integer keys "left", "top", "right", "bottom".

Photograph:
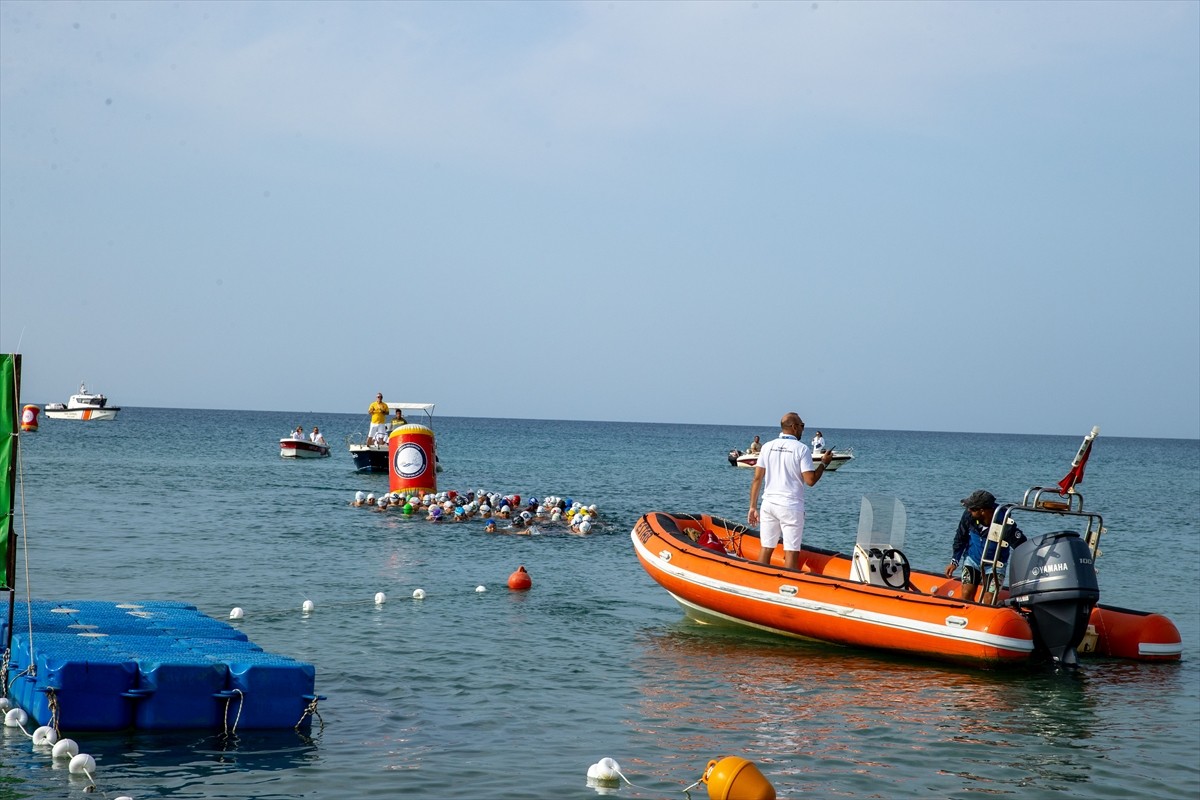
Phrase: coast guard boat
[
  {"left": 648, "top": 429, "right": 1181, "bottom": 669},
  {"left": 43, "top": 382, "right": 120, "bottom": 421}
]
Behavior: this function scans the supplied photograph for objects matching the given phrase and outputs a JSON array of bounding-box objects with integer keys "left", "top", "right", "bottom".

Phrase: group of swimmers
[{"left": 350, "top": 488, "right": 601, "bottom": 535}]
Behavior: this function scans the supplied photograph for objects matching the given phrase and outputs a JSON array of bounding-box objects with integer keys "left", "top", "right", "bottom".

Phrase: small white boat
[
  {"left": 280, "top": 437, "right": 331, "bottom": 459},
  {"left": 728, "top": 447, "right": 853, "bottom": 471},
  {"left": 43, "top": 382, "right": 120, "bottom": 421}
]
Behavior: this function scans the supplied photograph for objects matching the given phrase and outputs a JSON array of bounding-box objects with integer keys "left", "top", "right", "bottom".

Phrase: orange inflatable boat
[{"left": 632, "top": 489, "right": 1181, "bottom": 669}]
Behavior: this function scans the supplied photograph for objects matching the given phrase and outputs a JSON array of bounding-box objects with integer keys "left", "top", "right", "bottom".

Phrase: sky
[{"left": 1, "top": 1, "right": 1197, "bottom": 438}]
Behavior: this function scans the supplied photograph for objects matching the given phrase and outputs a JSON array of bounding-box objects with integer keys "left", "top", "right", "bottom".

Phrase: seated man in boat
[
  {"left": 747, "top": 435, "right": 762, "bottom": 454},
  {"left": 946, "top": 490, "right": 1024, "bottom": 603},
  {"left": 390, "top": 408, "right": 408, "bottom": 429},
  {"left": 310, "top": 426, "right": 326, "bottom": 445}
]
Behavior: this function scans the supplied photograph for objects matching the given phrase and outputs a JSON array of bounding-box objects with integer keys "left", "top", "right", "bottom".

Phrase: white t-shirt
[
  {"left": 311, "top": 432, "right": 326, "bottom": 444},
  {"left": 758, "top": 434, "right": 815, "bottom": 510},
  {"left": 811, "top": 434, "right": 825, "bottom": 451}
]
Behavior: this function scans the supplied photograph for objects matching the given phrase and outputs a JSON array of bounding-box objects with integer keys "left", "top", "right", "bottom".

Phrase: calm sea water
[{"left": 2, "top": 409, "right": 1197, "bottom": 800}]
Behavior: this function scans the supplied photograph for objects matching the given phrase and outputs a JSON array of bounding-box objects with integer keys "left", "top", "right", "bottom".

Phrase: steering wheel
[{"left": 879, "top": 548, "right": 911, "bottom": 589}]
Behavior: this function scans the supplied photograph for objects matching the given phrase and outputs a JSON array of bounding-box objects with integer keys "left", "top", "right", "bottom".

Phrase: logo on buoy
[{"left": 393, "top": 442, "right": 427, "bottom": 479}]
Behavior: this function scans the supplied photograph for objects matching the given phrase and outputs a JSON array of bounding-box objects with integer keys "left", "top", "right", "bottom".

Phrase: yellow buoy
[{"left": 701, "top": 756, "right": 776, "bottom": 800}]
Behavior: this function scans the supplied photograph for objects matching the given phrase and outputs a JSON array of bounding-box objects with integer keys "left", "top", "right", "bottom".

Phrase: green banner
[{"left": 1, "top": 354, "right": 19, "bottom": 589}]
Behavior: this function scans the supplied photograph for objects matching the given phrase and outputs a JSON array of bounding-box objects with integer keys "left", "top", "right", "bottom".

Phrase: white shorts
[
  {"left": 759, "top": 500, "right": 805, "bottom": 551},
  {"left": 369, "top": 423, "right": 388, "bottom": 439}
]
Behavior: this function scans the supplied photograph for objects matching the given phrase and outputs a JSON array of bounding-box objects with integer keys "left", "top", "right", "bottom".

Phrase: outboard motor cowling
[{"left": 1007, "top": 530, "right": 1099, "bottom": 668}]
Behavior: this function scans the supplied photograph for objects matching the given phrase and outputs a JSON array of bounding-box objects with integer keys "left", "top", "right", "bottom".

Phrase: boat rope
[
  {"left": 45, "top": 686, "right": 60, "bottom": 736},
  {"left": 10, "top": 398, "right": 39, "bottom": 677},
  {"left": 295, "top": 696, "right": 323, "bottom": 732},
  {"left": 0, "top": 649, "right": 8, "bottom": 693},
  {"left": 3, "top": 660, "right": 32, "bottom": 695},
  {"left": 222, "top": 688, "right": 245, "bottom": 737}
]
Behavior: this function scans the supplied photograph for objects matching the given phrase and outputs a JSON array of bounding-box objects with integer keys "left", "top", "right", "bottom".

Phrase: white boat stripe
[{"left": 634, "top": 531, "right": 1034, "bottom": 653}]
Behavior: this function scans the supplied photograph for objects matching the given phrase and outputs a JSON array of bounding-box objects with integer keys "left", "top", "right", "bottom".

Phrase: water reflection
[{"left": 629, "top": 620, "right": 1111, "bottom": 796}]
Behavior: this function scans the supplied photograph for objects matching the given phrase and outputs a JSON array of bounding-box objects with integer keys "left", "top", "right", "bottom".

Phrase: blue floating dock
[{"left": 2, "top": 600, "right": 317, "bottom": 732}]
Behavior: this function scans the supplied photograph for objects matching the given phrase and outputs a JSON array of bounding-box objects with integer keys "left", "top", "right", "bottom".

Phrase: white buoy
[
  {"left": 412, "top": 588, "right": 426, "bottom": 600},
  {"left": 374, "top": 592, "right": 387, "bottom": 604},
  {"left": 4, "top": 708, "right": 28, "bottom": 727},
  {"left": 475, "top": 585, "right": 487, "bottom": 593},
  {"left": 0, "top": 698, "right": 9, "bottom": 711},
  {"left": 31, "top": 726, "right": 57, "bottom": 746},
  {"left": 302, "top": 599, "right": 315, "bottom": 613},
  {"left": 68, "top": 752, "right": 96, "bottom": 774},
  {"left": 52, "top": 738, "right": 79, "bottom": 759},
  {"left": 594, "top": 757, "right": 621, "bottom": 781},
  {"left": 229, "top": 607, "right": 244, "bottom": 620}
]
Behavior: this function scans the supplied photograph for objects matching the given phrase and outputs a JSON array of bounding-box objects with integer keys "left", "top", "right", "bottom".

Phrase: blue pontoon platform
[{"left": 2, "top": 599, "right": 317, "bottom": 732}]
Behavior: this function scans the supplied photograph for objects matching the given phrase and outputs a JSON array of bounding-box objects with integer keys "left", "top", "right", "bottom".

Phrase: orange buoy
[
  {"left": 388, "top": 424, "right": 437, "bottom": 496},
  {"left": 701, "top": 756, "right": 776, "bottom": 800},
  {"left": 507, "top": 566, "right": 532, "bottom": 591},
  {"left": 21, "top": 404, "right": 39, "bottom": 432}
]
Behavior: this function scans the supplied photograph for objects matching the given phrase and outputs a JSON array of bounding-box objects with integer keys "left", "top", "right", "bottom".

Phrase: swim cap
[{"left": 355, "top": 491, "right": 366, "bottom": 502}]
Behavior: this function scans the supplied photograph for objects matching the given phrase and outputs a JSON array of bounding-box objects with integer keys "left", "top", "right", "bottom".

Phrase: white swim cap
[{"left": 355, "top": 491, "right": 366, "bottom": 502}]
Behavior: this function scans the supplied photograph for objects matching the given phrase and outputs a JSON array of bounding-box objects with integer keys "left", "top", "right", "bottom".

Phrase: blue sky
[{"left": 2, "top": 1, "right": 1197, "bottom": 438}]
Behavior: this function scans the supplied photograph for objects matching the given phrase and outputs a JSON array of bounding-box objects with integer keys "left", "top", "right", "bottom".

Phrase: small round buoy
[
  {"left": 701, "top": 756, "right": 775, "bottom": 800},
  {"left": 507, "top": 565, "right": 532, "bottom": 591},
  {"left": 229, "top": 607, "right": 244, "bottom": 620},
  {"left": 4, "top": 708, "right": 28, "bottom": 727},
  {"left": 475, "top": 585, "right": 486, "bottom": 593},
  {"left": 52, "top": 738, "right": 79, "bottom": 759},
  {"left": 587, "top": 756, "right": 622, "bottom": 785},
  {"left": 374, "top": 592, "right": 387, "bottom": 604},
  {"left": 0, "top": 698, "right": 9, "bottom": 711},
  {"left": 68, "top": 752, "right": 96, "bottom": 774},
  {"left": 302, "top": 599, "right": 315, "bottom": 613},
  {"left": 32, "top": 726, "right": 58, "bottom": 746},
  {"left": 412, "top": 588, "right": 426, "bottom": 600}
]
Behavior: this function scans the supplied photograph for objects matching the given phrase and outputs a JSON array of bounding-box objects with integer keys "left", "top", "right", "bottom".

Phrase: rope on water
[
  {"left": 222, "top": 688, "right": 245, "bottom": 738},
  {"left": 295, "top": 696, "right": 323, "bottom": 732},
  {"left": 46, "top": 686, "right": 60, "bottom": 736}
]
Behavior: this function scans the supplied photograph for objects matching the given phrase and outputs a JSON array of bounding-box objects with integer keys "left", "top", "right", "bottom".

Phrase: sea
[{"left": 2, "top": 408, "right": 1197, "bottom": 800}]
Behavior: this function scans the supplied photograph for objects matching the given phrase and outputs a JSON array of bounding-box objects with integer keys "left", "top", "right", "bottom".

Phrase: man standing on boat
[
  {"left": 368, "top": 393, "right": 389, "bottom": 443},
  {"left": 748, "top": 412, "right": 833, "bottom": 570}
]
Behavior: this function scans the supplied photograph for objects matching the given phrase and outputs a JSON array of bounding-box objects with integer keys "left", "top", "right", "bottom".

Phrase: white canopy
[{"left": 386, "top": 403, "right": 435, "bottom": 414}]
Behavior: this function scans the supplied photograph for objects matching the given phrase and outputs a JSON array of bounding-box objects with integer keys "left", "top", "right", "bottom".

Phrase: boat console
[{"left": 849, "top": 495, "right": 913, "bottom": 590}]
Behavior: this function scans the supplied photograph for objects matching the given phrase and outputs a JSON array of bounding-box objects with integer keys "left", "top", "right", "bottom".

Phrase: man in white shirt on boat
[
  {"left": 310, "top": 427, "right": 326, "bottom": 445},
  {"left": 748, "top": 412, "right": 833, "bottom": 571}
]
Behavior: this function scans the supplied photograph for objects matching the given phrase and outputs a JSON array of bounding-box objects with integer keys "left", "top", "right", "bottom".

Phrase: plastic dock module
[{"left": 1, "top": 600, "right": 317, "bottom": 732}]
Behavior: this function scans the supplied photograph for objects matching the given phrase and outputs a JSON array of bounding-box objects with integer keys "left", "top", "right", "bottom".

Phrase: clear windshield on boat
[{"left": 856, "top": 494, "right": 907, "bottom": 550}]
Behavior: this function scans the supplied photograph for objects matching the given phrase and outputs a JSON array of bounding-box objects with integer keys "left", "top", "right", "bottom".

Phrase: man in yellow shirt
[{"left": 368, "top": 393, "right": 389, "bottom": 442}]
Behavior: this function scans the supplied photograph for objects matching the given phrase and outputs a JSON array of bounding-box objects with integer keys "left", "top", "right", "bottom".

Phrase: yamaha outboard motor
[{"left": 1007, "top": 530, "right": 1099, "bottom": 669}]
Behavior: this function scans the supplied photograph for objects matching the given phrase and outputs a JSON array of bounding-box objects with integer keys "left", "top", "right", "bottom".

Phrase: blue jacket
[{"left": 951, "top": 507, "right": 1025, "bottom": 569}]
